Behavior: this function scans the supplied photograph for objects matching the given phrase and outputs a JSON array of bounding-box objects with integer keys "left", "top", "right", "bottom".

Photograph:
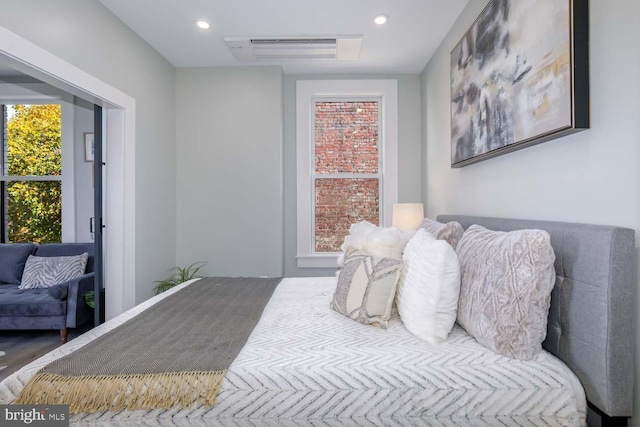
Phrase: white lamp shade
[{"left": 392, "top": 203, "right": 424, "bottom": 231}]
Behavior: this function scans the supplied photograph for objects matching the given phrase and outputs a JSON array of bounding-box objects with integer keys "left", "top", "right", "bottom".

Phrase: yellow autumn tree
[{"left": 6, "top": 104, "right": 62, "bottom": 243}]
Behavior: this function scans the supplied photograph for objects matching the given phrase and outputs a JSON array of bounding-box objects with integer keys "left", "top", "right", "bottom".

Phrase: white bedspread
[{"left": 0, "top": 277, "right": 586, "bottom": 426}]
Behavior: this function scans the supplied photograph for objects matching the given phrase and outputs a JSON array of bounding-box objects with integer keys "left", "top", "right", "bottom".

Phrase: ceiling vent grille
[{"left": 224, "top": 36, "right": 362, "bottom": 62}]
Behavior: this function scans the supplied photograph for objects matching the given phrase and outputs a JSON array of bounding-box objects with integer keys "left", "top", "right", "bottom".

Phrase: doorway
[{"left": 0, "top": 25, "right": 136, "bottom": 320}]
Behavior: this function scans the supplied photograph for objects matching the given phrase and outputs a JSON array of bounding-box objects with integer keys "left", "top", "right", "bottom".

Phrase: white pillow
[
  {"left": 396, "top": 229, "right": 461, "bottom": 344},
  {"left": 338, "top": 221, "right": 413, "bottom": 266},
  {"left": 362, "top": 226, "right": 406, "bottom": 259},
  {"left": 418, "top": 218, "right": 464, "bottom": 249},
  {"left": 341, "top": 221, "right": 378, "bottom": 253},
  {"left": 455, "top": 225, "right": 556, "bottom": 360}
]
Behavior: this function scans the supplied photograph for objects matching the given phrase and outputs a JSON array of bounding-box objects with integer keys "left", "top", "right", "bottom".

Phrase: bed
[{"left": 0, "top": 215, "right": 635, "bottom": 426}]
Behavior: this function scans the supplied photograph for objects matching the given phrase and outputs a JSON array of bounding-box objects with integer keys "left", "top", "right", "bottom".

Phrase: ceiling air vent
[{"left": 224, "top": 36, "right": 362, "bottom": 62}]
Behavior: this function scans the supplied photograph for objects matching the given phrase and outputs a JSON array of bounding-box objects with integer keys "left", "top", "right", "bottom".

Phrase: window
[
  {"left": 1, "top": 104, "right": 62, "bottom": 243},
  {"left": 296, "top": 80, "right": 398, "bottom": 268},
  {"left": 314, "top": 101, "right": 380, "bottom": 252}
]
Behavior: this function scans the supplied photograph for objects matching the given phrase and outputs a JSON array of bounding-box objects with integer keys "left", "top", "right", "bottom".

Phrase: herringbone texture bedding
[{"left": 1, "top": 277, "right": 586, "bottom": 426}]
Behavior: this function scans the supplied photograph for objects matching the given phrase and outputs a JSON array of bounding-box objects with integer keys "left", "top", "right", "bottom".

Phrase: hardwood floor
[{"left": 0, "top": 325, "right": 91, "bottom": 381}]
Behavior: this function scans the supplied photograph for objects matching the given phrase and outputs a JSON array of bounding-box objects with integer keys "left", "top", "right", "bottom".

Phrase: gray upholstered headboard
[{"left": 437, "top": 215, "right": 635, "bottom": 418}]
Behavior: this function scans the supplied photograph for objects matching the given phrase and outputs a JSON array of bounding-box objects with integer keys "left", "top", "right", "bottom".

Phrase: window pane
[
  {"left": 315, "top": 178, "right": 379, "bottom": 252},
  {"left": 315, "top": 101, "right": 378, "bottom": 174},
  {"left": 6, "top": 181, "right": 61, "bottom": 243},
  {"left": 6, "top": 104, "right": 62, "bottom": 176}
]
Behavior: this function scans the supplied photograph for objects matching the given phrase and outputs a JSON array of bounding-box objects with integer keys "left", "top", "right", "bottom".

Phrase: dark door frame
[{"left": 93, "top": 105, "right": 104, "bottom": 326}]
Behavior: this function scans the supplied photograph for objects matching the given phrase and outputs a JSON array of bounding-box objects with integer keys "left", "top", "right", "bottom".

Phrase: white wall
[
  {"left": 421, "top": 0, "right": 640, "bottom": 421},
  {"left": 175, "top": 70, "right": 420, "bottom": 279},
  {"left": 0, "top": 0, "right": 177, "bottom": 303},
  {"left": 283, "top": 74, "right": 423, "bottom": 277},
  {"left": 175, "top": 66, "right": 284, "bottom": 277}
]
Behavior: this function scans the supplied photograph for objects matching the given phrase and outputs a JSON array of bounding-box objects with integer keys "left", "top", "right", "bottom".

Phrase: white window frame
[
  {"left": 0, "top": 89, "right": 75, "bottom": 242},
  {"left": 296, "top": 80, "right": 398, "bottom": 268}
]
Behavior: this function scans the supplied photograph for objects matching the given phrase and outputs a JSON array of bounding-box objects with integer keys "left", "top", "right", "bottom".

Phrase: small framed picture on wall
[{"left": 84, "top": 132, "right": 94, "bottom": 162}]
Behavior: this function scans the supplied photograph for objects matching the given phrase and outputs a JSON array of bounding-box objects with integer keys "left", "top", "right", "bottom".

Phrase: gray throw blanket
[{"left": 16, "top": 277, "right": 281, "bottom": 413}]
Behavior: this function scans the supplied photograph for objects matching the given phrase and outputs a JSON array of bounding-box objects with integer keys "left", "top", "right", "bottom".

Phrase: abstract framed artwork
[
  {"left": 84, "top": 132, "right": 95, "bottom": 162},
  {"left": 450, "top": 0, "right": 589, "bottom": 167}
]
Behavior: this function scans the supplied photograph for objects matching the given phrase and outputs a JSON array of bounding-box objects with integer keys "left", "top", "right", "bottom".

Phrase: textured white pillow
[
  {"left": 341, "top": 221, "right": 378, "bottom": 253},
  {"left": 338, "top": 221, "right": 412, "bottom": 266},
  {"left": 362, "top": 226, "right": 406, "bottom": 259},
  {"left": 418, "top": 218, "right": 464, "bottom": 249},
  {"left": 396, "top": 229, "right": 461, "bottom": 344},
  {"left": 455, "top": 225, "right": 556, "bottom": 360}
]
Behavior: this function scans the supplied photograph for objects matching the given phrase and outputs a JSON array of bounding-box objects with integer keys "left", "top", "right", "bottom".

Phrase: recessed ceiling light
[
  {"left": 196, "top": 20, "right": 210, "bottom": 30},
  {"left": 374, "top": 15, "right": 388, "bottom": 25}
]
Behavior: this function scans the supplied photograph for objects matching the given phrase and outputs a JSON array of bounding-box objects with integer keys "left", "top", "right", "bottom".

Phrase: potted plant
[
  {"left": 153, "top": 262, "right": 206, "bottom": 295},
  {"left": 84, "top": 291, "right": 96, "bottom": 308}
]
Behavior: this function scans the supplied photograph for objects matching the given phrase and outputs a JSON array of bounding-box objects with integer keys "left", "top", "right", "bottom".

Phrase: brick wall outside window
[{"left": 314, "top": 101, "right": 379, "bottom": 252}]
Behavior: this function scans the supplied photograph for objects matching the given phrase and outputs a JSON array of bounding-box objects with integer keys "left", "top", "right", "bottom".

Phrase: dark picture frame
[{"left": 450, "top": 0, "right": 589, "bottom": 167}]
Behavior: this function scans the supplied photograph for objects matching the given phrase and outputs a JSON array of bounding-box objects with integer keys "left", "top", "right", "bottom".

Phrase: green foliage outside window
[{"left": 5, "top": 104, "right": 62, "bottom": 243}]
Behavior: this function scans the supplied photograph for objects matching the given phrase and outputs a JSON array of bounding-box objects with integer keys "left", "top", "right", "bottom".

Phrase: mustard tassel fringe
[{"left": 15, "top": 370, "right": 226, "bottom": 414}]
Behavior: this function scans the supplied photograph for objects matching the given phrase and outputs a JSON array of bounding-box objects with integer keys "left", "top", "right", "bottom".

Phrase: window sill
[{"left": 296, "top": 254, "right": 340, "bottom": 269}]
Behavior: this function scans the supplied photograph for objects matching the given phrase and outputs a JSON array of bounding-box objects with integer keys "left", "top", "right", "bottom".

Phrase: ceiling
[
  {"left": 98, "top": 0, "right": 469, "bottom": 74},
  {"left": 0, "top": 1, "right": 468, "bottom": 80}
]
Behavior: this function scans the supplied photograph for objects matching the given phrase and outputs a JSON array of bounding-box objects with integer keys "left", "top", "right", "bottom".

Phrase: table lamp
[{"left": 392, "top": 203, "right": 424, "bottom": 231}]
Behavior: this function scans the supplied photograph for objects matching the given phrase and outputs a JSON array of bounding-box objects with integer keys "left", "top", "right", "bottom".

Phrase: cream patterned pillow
[
  {"left": 331, "top": 247, "right": 403, "bottom": 329},
  {"left": 456, "top": 225, "right": 556, "bottom": 360},
  {"left": 396, "top": 229, "right": 460, "bottom": 344},
  {"left": 418, "top": 218, "right": 464, "bottom": 249}
]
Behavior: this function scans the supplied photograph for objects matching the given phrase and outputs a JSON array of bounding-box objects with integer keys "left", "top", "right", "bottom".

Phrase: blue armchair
[{"left": 0, "top": 243, "right": 95, "bottom": 343}]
